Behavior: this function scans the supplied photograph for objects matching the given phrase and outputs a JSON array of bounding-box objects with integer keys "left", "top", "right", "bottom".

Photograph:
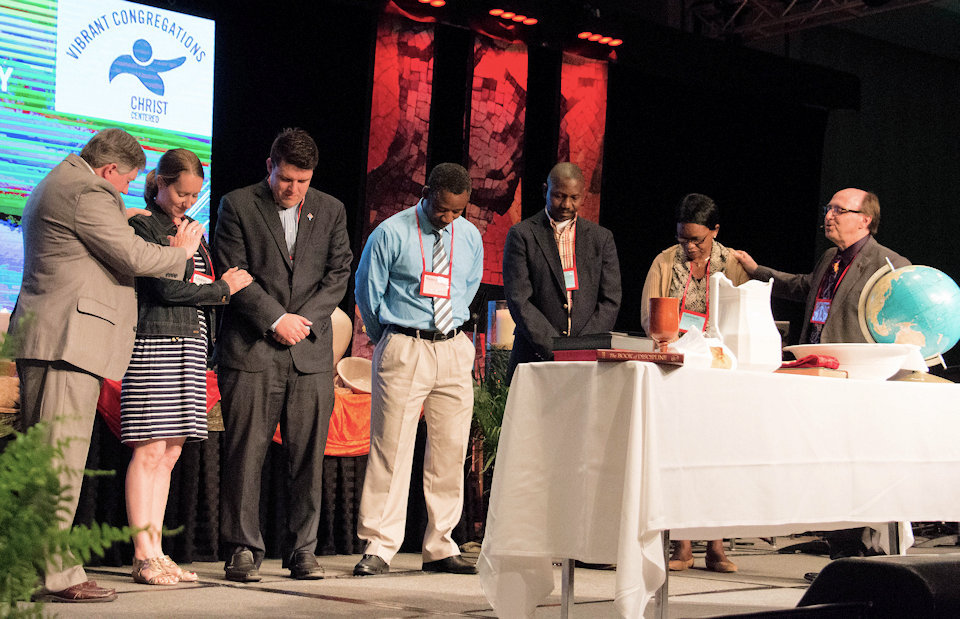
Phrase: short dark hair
[
  {"left": 144, "top": 148, "right": 204, "bottom": 206},
  {"left": 269, "top": 128, "right": 319, "bottom": 170},
  {"left": 676, "top": 193, "right": 719, "bottom": 229},
  {"left": 425, "top": 163, "right": 471, "bottom": 197},
  {"left": 79, "top": 128, "right": 146, "bottom": 173}
]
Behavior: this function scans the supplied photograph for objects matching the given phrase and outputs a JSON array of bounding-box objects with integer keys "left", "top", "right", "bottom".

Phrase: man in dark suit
[
  {"left": 213, "top": 128, "right": 352, "bottom": 582},
  {"left": 502, "top": 162, "right": 622, "bottom": 381}
]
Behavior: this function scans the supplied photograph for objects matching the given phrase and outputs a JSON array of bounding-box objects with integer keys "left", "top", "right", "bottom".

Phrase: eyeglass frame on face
[
  {"left": 823, "top": 203, "right": 863, "bottom": 217},
  {"left": 676, "top": 233, "right": 709, "bottom": 247}
]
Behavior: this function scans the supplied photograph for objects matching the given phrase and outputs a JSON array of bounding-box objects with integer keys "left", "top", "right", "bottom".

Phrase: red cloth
[
  {"left": 272, "top": 388, "right": 371, "bottom": 457},
  {"left": 96, "top": 370, "right": 221, "bottom": 441},
  {"left": 780, "top": 354, "right": 840, "bottom": 370}
]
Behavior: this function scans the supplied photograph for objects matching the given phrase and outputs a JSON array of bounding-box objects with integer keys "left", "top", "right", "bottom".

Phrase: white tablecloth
[{"left": 477, "top": 362, "right": 960, "bottom": 617}]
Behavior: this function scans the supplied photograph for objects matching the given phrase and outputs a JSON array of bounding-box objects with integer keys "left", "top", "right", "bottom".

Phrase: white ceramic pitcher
[{"left": 706, "top": 272, "right": 782, "bottom": 372}]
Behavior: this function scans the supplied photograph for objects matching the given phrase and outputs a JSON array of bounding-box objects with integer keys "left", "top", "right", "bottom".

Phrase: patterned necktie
[
  {"left": 432, "top": 231, "right": 453, "bottom": 335},
  {"left": 806, "top": 252, "right": 844, "bottom": 344}
]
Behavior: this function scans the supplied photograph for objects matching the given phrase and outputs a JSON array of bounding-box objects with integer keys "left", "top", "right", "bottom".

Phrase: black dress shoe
[
  {"left": 803, "top": 571, "right": 819, "bottom": 583},
  {"left": 289, "top": 550, "right": 324, "bottom": 580},
  {"left": 422, "top": 555, "right": 478, "bottom": 574},
  {"left": 354, "top": 554, "right": 389, "bottom": 576},
  {"left": 225, "top": 547, "right": 261, "bottom": 582}
]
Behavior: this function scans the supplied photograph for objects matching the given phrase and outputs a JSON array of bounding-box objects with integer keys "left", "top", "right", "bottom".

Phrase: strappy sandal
[
  {"left": 132, "top": 557, "right": 180, "bottom": 585},
  {"left": 160, "top": 555, "right": 199, "bottom": 582}
]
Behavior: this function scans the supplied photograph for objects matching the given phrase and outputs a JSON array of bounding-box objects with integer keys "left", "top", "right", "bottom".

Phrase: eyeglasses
[
  {"left": 676, "top": 234, "right": 709, "bottom": 247},
  {"left": 823, "top": 204, "right": 863, "bottom": 217}
]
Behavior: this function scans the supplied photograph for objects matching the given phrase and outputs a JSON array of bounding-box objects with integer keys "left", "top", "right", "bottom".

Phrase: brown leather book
[
  {"left": 775, "top": 367, "right": 848, "bottom": 378},
  {"left": 553, "top": 348, "right": 684, "bottom": 364}
]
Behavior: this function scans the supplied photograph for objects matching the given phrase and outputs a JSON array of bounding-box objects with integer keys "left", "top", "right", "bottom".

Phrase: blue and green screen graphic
[{"left": 0, "top": 0, "right": 215, "bottom": 310}]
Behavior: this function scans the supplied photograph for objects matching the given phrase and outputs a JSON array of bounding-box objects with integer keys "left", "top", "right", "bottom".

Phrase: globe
[{"left": 859, "top": 265, "right": 960, "bottom": 360}]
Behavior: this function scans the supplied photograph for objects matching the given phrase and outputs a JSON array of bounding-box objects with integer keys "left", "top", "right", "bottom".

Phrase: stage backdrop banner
[
  {"left": 351, "top": 13, "right": 435, "bottom": 359},
  {"left": 466, "top": 37, "right": 527, "bottom": 286},
  {"left": 559, "top": 53, "right": 607, "bottom": 224}
]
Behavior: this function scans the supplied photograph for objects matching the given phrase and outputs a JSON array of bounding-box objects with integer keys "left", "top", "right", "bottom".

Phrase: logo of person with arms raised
[{"left": 109, "top": 39, "right": 185, "bottom": 96}]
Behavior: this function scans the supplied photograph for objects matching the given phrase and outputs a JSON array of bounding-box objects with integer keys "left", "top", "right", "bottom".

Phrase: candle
[{"left": 494, "top": 308, "right": 515, "bottom": 348}]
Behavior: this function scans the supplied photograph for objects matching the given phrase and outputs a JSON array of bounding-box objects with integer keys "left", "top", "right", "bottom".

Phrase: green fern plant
[
  {"left": 472, "top": 349, "right": 510, "bottom": 472},
  {"left": 0, "top": 422, "right": 132, "bottom": 617}
]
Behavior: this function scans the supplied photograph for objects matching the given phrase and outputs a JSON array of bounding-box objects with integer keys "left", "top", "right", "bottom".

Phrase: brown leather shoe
[
  {"left": 422, "top": 555, "right": 478, "bottom": 574},
  {"left": 33, "top": 580, "right": 117, "bottom": 603}
]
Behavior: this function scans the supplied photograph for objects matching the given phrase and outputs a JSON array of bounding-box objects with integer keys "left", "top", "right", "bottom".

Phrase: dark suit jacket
[
  {"left": 212, "top": 180, "right": 352, "bottom": 374},
  {"left": 502, "top": 210, "right": 621, "bottom": 378},
  {"left": 754, "top": 235, "right": 910, "bottom": 343}
]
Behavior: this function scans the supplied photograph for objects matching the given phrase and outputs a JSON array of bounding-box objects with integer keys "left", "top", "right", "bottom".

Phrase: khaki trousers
[
  {"left": 357, "top": 329, "right": 475, "bottom": 563},
  {"left": 16, "top": 359, "right": 103, "bottom": 593}
]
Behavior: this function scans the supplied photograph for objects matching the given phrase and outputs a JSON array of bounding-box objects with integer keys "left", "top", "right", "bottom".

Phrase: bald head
[
  {"left": 544, "top": 163, "right": 585, "bottom": 222},
  {"left": 823, "top": 187, "right": 877, "bottom": 250},
  {"left": 547, "top": 162, "right": 584, "bottom": 186}
]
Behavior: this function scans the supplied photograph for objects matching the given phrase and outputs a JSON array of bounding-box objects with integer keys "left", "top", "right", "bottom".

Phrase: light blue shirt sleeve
[
  {"left": 355, "top": 224, "right": 395, "bottom": 344},
  {"left": 355, "top": 203, "right": 485, "bottom": 343}
]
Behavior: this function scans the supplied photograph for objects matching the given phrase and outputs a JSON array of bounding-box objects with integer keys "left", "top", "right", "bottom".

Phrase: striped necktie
[{"left": 432, "top": 230, "right": 453, "bottom": 335}]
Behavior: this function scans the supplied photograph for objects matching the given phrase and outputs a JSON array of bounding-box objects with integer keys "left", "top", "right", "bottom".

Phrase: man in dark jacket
[{"left": 502, "top": 163, "right": 622, "bottom": 381}]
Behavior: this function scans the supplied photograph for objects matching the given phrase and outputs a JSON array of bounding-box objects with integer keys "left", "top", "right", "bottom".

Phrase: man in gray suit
[
  {"left": 502, "top": 162, "right": 621, "bottom": 382},
  {"left": 12, "top": 128, "right": 202, "bottom": 602},
  {"left": 735, "top": 187, "right": 910, "bottom": 561},
  {"left": 734, "top": 187, "right": 910, "bottom": 345},
  {"left": 213, "top": 128, "right": 351, "bottom": 582}
]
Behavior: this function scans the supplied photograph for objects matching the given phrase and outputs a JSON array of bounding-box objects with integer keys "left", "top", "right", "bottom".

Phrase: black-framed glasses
[
  {"left": 676, "top": 234, "right": 709, "bottom": 247},
  {"left": 823, "top": 204, "right": 862, "bottom": 217}
]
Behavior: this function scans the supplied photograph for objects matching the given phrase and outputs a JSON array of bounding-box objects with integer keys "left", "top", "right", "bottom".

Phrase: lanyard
[
  {"left": 174, "top": 217, "right": 215, "bottom": 279},
  {"left": 417, "top": 221, "right": 455, "bottom": 276},
  {"left": 826, "top": 258, "right": 854, "bottom": 297},
  {"left": 193, "top": 239, "right": 216, "bottom": 279},
  {"left": 680, "top": 258, "right": 710, "bottom": 319}
]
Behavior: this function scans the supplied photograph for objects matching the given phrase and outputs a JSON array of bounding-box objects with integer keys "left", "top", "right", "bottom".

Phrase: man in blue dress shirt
[{"left": 353, "top": 163, "right": 483, "bottom": 576}]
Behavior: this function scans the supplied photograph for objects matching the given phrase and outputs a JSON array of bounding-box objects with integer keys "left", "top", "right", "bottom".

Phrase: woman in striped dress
[{"left": 122, "top": 149, "right": 253, "bottom": 585}]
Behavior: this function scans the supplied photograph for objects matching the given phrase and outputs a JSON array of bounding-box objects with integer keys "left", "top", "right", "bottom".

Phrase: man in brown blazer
[{"left": 11, "top": 128, "right": 202, "bottom": 603}]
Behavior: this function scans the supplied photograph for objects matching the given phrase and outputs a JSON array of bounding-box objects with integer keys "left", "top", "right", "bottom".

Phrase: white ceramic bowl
[
  {"left": 783, "top": 343, "right": 919, "bottom": 381},
  {"left": 336, "top": 357, "right": 372, "bottom": 393}
]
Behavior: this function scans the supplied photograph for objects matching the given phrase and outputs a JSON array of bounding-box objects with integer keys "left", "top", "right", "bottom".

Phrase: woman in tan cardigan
[{"left": 640, "top": 193, "right": 749, "bottom": 573}]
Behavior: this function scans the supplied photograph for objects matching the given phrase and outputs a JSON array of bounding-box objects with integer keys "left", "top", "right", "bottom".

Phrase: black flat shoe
[
  {"left": 225, "top": 548, "right": 261, "bottom": 582},
  {"left": 354, "top": 554, "right": 389, "bottom": 576},
  {"left": 289, "top": 550, "right": 324, "bottom": 580},
  {"left": 422, "top": 555, "right": 478, "bottom": 574}
]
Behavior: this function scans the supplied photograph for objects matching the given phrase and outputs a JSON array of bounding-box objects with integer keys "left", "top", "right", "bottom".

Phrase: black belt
[{"left": 389, "top": 325, "right": 461, "bottom": 341}]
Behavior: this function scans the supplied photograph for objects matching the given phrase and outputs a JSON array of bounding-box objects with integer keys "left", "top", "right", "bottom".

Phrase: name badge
[
  {"left": 191, "top": 272, "right": 214, "bottom": 286},
  {"left": 811, "top": 298, "right": 831, "bottom": 324},
  {"left": 421, "top": 271, "right": 451, "bottom": 299},
  {"left": 563, "top": 267, "right": 579, "bottom": 291},
  {"left": 679, "top": 310, "right": 707, "bottom": 333}
]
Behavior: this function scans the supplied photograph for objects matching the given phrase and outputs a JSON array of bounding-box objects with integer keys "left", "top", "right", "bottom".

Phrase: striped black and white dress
[{"left": 120, "top": 249, "right": 210, "bottom": 443}]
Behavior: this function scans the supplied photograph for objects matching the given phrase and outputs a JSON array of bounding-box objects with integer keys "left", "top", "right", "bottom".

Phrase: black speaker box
[{"left": 798, "top": 554, "right": 960, "bottom": 618}]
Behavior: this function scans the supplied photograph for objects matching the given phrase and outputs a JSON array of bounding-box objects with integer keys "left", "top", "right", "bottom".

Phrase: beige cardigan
[{"left": 639, "top": 242, "right": 749, "bottom": 334}]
